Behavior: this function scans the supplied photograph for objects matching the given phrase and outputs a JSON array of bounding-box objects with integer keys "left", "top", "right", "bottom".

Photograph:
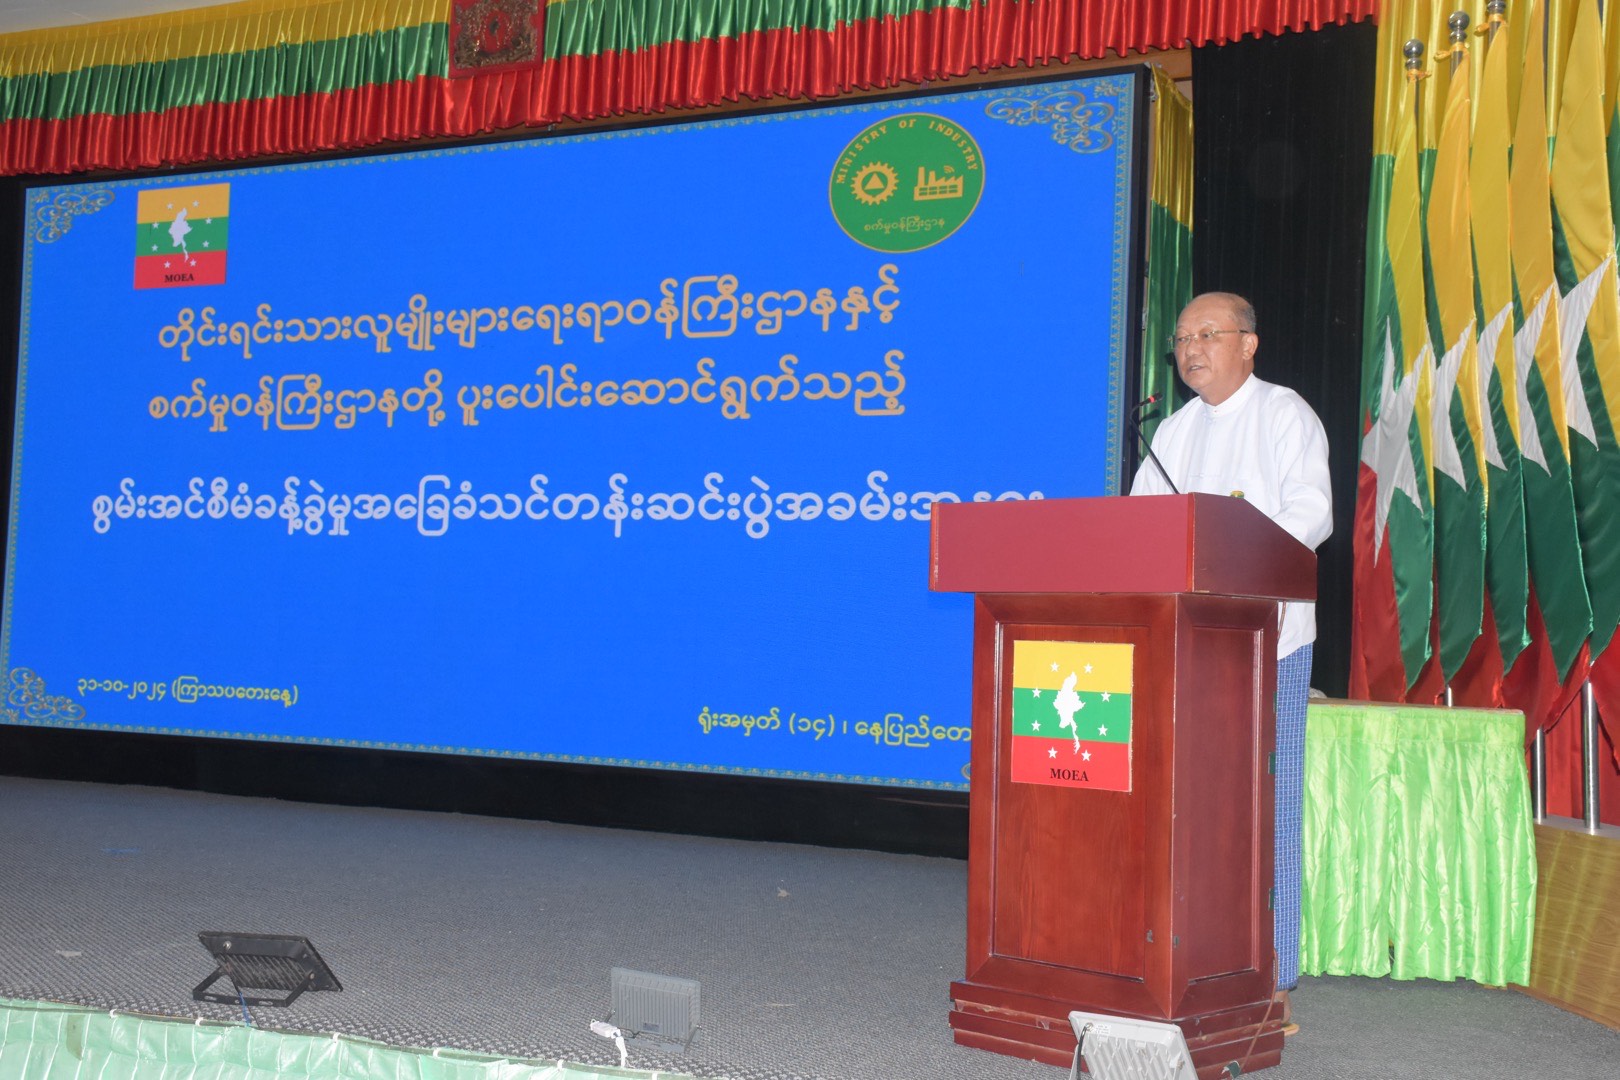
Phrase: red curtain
[
  {"left": 0, "top": 0, "right": 1376, "bottom": 176},
  {"left": 468, "top": 1, "right": 1382, "bottom": 133}
]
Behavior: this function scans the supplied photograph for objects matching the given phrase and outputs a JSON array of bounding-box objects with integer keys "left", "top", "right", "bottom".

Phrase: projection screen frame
[{"left": 1, "top": 65, "right": 1154, "bottom": 795}]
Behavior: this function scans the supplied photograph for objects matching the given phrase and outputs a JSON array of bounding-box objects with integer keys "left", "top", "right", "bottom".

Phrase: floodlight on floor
[
  {"left": 1068, "top": 1011, "right": 1201, "bottom": 1080},
  {"left": 610, "top": 967, "right": 699, "bottom": 1051},
  {"left": 193, "top": 932, "right": 342, "bottom": 1008}
]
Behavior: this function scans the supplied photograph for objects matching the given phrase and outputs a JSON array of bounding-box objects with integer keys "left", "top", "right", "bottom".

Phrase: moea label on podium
[{"left": 1009, "top": 641, "right": 1133, "bottom": 792}]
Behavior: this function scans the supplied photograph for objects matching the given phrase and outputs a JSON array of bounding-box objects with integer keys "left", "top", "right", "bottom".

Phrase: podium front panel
[
  {"left": 958, "top": 592, "right": 1277, "bottom": 1025},
  {"left": 1169, "top": 607, "right": 1273, "bottom": 1018},
  {"left": 987, "top": 618, "right": 1159, "bottom": 984}
]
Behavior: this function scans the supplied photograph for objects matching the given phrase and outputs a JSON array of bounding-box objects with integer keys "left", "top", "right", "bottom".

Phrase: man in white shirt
[{"left": 1129, "top": 292, "right": 1332, "bottom": 1019}]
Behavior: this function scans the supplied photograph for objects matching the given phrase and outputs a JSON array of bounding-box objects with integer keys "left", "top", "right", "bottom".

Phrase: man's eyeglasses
[{"left": 1168, "top": 328, "right": 1248, "bottom": 350}]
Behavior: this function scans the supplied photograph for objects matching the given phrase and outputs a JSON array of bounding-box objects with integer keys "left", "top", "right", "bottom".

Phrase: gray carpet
[{"left": 0, "top": 776, "right": 1615, "bottom": 1079}]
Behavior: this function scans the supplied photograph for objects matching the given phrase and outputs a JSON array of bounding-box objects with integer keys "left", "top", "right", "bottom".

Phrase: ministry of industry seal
[{"left": 829, "top": 113, "right": 985, "bottom": 254}]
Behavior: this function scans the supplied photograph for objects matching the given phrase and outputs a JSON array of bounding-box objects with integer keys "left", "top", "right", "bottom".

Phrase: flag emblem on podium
[{"left": 1009, "top": 640, "right": 1133, "bottom": 792}]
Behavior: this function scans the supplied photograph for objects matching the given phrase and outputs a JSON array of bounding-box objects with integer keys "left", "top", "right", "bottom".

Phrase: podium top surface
[{"left": 929, "top": 494, "right": 1316, "bottom": 601}]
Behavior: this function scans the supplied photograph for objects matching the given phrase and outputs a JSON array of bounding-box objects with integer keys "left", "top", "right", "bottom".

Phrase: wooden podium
[{"left": 929, "top": 495, "right": 1316, "bottom": 1078}]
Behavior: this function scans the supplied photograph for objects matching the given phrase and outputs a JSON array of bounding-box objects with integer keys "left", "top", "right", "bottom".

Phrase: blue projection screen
[{"left": 2, "top": 72, "right": 1143, "bottom": 791}]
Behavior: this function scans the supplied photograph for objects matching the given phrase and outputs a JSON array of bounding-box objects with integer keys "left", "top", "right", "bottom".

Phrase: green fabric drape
[
  {"left": 543, "top": 0, "right": 980, "bottom": 59},
  {"left": 0, "top": 0, "right": 1375, "bottom": 177},
  {"left": 1300, "top": 701, "right": 1537, "bottom": 985},
  {"left": 1138, "top": 65, "right": 1192, "bottom": 444},
  {"left": 0, "top": 26, "right": 446, "bottom": 121},
  {"left": 0, "top": 998, "right": 688, "bottom": 1080}
]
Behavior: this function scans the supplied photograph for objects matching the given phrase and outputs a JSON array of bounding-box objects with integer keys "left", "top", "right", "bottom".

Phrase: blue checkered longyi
[{"left": 1273, "top": 643, "right": 1312, "bottom": 990}]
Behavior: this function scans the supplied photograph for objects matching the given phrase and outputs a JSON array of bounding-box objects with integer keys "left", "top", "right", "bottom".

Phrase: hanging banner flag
[
  {"left": 1009, "top": 640, "right": 1133, "bottom": 791},
  {"left": 133, "top": 183, "right": 229, "bottom": 289}
]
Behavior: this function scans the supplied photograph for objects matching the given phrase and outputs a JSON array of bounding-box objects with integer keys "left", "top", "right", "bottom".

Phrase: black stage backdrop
[
  {"left": 1192, "top": 20, "right": 1375, "bottom": 700},
  {"left": 0, "top": 24, "right": 1376, "bottom": 855}
]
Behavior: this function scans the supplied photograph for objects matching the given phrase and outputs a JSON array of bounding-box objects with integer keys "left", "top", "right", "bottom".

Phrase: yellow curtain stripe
[
  {"left": 1547, "top": 0, "right": 1579, "bottom": 137},
  {"left": 1554, "top": 0, "right": 1620, "bottom": 420},
  {"left": 1389, "top": 72, "right": 1436, "bottom": 496},
  {"left": 1149, "top": 66, "right": 1193, "bottom": 230},
  {"left": 1429, "top": 50, "right": 1485, "bottom": 481},
  {"left": 1416, "top": 5, "right": 1449, "bottom": 154},
  {"left": 0, "top": 0, "right": 448, "bottom": 79},
  {"left": 1607, "top": 0, "right": 1620, "bottom": 137},
  {"left": 1511, "top": 1, "right": 1572, "bottom": 457},
  {"left": 1472, "top": 24, "right": 1517, "bottom": 439},
  {"left": 1372, "top": 0, "right": 1413, "bottom": 160},
  {"left": 1010, "top": 641, "right": 1132, "bottom": 694}
]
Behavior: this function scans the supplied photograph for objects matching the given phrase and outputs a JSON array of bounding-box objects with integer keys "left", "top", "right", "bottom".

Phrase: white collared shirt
[{"left": 1129, "top": 374, "right": 1333, "bottom": 658}]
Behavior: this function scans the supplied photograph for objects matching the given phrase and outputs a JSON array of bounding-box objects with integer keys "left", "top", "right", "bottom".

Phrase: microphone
[{"left": 1128, "top": 394, "right": 1181, "bottom": 495}]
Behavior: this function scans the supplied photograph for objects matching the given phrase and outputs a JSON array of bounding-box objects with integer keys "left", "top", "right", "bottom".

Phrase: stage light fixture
[
  {"left": 1068, "top": 1011, "right": 1200, "bottom": 1080},
  {"left": 193, "top": 932, "right": 341, "bottom": 1008},
  {"left": 610, "top": 967, "right": 699, "bottom": 1051}
]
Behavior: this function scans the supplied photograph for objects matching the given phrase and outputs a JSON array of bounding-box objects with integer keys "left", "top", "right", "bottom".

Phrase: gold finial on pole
[
  {"left": 1404, "top": 38, "right": 1428, "bottom": 83},
  {"left": 1448, "top": 10, "right": 1471, "bottom": 74},
  {"left": 1484, "top": 0, "right": 1507, "bottom": 41}
]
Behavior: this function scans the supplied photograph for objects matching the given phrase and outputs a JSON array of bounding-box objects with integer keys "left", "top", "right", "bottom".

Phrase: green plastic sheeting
[
  {"left": 0, "top": 998, "right": 697, "bottom": 1080},
  {"left": 1300, "top": 701, "right": 1537, "bottom": 986}
]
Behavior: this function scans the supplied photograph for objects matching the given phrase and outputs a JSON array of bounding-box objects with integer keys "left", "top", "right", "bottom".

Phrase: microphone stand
[{"left": 1128, "top": 397, "right": 1181, "bottom": 495}]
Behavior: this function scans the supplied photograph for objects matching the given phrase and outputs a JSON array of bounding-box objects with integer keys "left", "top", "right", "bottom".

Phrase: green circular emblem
[{"left": 829, "top": 113, "right": 985, "bottom": 253}]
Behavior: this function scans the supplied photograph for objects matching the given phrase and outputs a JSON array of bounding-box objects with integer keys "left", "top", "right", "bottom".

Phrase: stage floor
[{"left": 1, "top": 776, "right": 1616, "bottom": 1079}]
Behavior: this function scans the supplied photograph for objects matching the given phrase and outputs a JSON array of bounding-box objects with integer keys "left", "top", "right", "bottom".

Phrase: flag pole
[
  {"left": 1485, "top": 0, "right": 1505, "bottom": 46},
  {"left": 1583, "top": 682, "right": 1602, "bottom": 831},
  {"left": 1404, "top": 37, "right": 1427, "bottom": 128},
  {"left": 1532, "top": 727, "right": 1547, "bottom": 822},
  {"left": 1448, "top": 10, "right": 1471, "bottom": 78},
  {"left": 1481, "top": 0, "right": 1531, "bottom": 807},
  {"left": 1442, "top": 11, "right": 1467, "bottom": 706}
]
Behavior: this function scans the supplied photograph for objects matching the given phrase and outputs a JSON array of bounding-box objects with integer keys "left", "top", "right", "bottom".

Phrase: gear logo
[
  {"left": 851, "top": 162, "right": 899, "bottom": 206},
  {"left": 829, "top": 112, "right": 985, "bottom": 253}
]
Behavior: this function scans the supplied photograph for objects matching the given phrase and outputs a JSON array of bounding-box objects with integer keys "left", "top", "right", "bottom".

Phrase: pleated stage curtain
[
  {"left": 1189, "top": 19, "right": 1376, "bottom": 698},
  {"left": 0, "top": 0, "right": 1375, "bottom": 176}
]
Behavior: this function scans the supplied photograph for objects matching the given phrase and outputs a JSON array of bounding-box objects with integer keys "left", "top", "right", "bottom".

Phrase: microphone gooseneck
[{"left": 1128, "top": 394, "right": 1181, "bottom": 495}]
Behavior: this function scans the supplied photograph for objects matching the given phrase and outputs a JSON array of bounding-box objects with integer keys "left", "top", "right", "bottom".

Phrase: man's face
[{"left": 1173, "top": 296, "right": 1257, "bottom": 406}]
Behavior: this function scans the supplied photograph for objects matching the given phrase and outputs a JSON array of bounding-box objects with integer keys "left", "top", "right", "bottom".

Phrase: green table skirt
[
  {"left": 1300, "top": 701, "right": 1536, "bottom": 985},
  {"left": 0, "top": 997, "right": 688, "bottom": 1080}
]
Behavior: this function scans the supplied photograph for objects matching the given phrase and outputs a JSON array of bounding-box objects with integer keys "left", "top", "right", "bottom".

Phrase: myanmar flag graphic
[
  {"left": 134, "top": 183, "right": 229, "bottom": 289},
  {"left": 1009, "top": 640, "right": 1133, "bottom": 792}
]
